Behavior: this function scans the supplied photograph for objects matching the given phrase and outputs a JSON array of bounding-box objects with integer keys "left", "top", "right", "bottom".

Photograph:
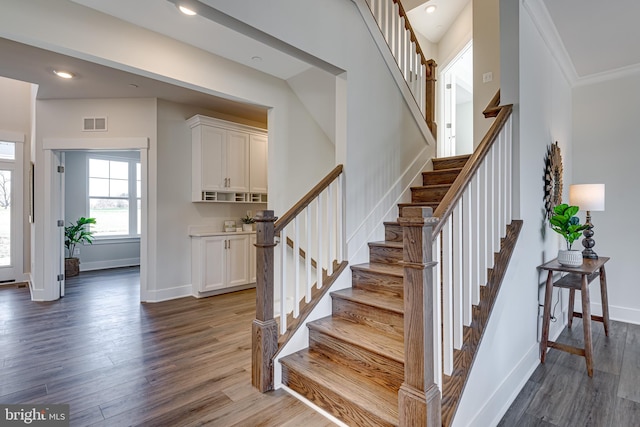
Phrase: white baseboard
[
  {"left": 577, "top": 301, "right": 640, "bottom": 326},
  {"left": 144, "top": 283, "right": 193, "bottom": 302},
  {"left": 281, "top": 385, "right": 349, "bottom": 427},
  {"left": 79, "top": 257, "right": 140, "bottom": 272}
]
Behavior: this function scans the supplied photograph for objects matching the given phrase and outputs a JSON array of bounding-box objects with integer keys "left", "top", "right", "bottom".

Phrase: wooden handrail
[
  {"left": 274, "top": 164, "right": 343, "bottom": 233},
  {"left": 431, "top": 103, "right": 513, "bottom": 237},
  {"left": 483, "top": 90, "right": 501, "bottom": 118}
]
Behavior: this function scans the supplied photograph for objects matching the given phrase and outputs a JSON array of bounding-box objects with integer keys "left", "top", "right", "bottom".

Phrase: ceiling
[
  {"left": 0, "top": 0, "right": 636, "bottom": 116},
  {"left": 542, "top": 0, "right": 640, "bottom": 78},
  {"left": 405, "top": 0, "right": 470, "bottom": 43}
]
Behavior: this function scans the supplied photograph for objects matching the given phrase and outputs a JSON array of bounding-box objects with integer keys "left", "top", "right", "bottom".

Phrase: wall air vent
[{"left": 83, "top": 117, "right": 108, "bottom": 132}]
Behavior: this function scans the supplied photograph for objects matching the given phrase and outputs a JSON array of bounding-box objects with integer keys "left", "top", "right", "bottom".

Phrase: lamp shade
[{"left": 569, "top": 184, "right": 605, "bottom": 211}]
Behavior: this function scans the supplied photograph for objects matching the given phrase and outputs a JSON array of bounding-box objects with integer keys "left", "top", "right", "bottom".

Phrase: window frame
[{"left": 86, "top": 154, "right": 141, "bottom": 239}]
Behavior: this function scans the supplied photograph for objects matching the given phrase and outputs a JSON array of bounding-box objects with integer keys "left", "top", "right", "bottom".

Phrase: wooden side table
[{"left": 538, "top": 257, "right": 610, "bottom": 377}]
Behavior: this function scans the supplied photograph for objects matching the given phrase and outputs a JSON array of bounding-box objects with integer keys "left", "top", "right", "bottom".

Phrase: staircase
[{"left": 280, "top": 155, "right": 470, "bottom": 426}]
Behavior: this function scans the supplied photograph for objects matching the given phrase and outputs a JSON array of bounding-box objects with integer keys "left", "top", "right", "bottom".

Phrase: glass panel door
[
  {"left": 0, "top": 139, "right": 22, "bottom": 283},
  {"left": 0, "top": 169, "right": 11, "bottom": 267}
]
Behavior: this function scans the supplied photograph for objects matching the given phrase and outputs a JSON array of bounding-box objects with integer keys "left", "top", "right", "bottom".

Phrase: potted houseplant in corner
[
  {"left": 64, "top": 217, "right": 96, "bottom": 277},
  {"left": 549, "top": 204, "right": 588, "bottom": 267},
  {"left": 241, "top": 214, "right": 255, "bottom": 232}
]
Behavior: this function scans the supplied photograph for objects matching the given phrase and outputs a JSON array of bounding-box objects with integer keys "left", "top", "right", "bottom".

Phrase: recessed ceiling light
[
  {"left": 425, "top": 4, "right": 437, "bottom": 13},
  {"left": 251, "top": 56, "right": 263, "bottom": 62},
  {"left": 178, "top": 5, "right": 197, "bottom": 16},
  {"left": 129, "top": 83, "right": 139, "bottom": 88},
  {"left": 53, "top": 70, "right": 74, "bottom": 79}
]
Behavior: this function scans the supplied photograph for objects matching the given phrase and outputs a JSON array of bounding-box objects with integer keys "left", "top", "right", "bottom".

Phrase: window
[{"left": 88, "top": 156, "right": 140, "bottom": 237}]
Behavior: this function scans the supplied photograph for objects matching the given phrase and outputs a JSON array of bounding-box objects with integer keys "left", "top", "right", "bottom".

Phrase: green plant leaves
[{"left": 548, "top": 204, "right": 586, "bottom": 250}]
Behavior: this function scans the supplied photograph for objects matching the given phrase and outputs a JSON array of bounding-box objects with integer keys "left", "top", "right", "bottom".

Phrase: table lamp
[{"left": 569, "top": 184, "right": 605, "bottom": 259}]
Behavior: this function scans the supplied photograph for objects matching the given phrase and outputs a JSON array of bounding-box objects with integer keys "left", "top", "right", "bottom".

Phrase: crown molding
[
  {"left": 574, "top": 62, "right": 640, "bottom": 87},
  {"left": 522, "top": 0, "right": 578, "bottom": 86}
]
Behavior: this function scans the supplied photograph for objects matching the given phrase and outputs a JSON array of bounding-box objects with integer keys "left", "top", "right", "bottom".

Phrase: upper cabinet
[{"left": 187, "top": 115, "right": 267, "bottom": 203}]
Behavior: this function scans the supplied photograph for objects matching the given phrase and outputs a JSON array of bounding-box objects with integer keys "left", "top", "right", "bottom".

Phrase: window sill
[{"left": 91, "top": 236, "right": 141, "bottom": 245}]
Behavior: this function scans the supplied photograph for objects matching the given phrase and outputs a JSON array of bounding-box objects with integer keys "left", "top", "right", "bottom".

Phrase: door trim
[{"left": 41, "top": 137, "right": 150, "bottom": 302}]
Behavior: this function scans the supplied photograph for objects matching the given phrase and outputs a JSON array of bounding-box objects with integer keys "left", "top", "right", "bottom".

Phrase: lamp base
[{"left": 581, "top": 211, "right": 598, "bottom": 259}]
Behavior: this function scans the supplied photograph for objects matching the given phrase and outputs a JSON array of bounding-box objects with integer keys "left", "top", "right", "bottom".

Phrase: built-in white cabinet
[
  {"left": 191, "top": 232, "right": 253, "bottom": 294},
  {"left": 187, "top": 115, "right": 267, "bottom": 203}
]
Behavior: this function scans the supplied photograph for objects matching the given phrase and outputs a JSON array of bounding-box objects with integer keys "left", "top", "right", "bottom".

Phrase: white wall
[
  {"left": 473, "top": 0, "right": 501, "bottom": 147},
  {"left": 0, "top": 76, "right": 32, "bottom": 278},
  {"left": 32, "top": 98, "right": 156, "bottom": 300},
  {"left": 573, "top": 75, "right": 640, "bottom": 324},
  {"left": 453, "top": 4, "right": 574, "bottom": 426},
  {"left": 155, "top": 99, "right": 269, "bottom": 296},
  {"left": 64, "top": 150, "right": 141, "bottom": 270},
  {"left": 437, "top": 1, "right": 473, "bottom": 70}
]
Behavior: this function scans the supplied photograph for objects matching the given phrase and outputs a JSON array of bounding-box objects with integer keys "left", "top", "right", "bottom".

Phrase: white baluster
[
  {"left": 478, "top": 161, "right": 488, "bottom": 286},
  {"left": 453, "top": 205, "right": 463, "bottom": 349},
  {"left": 280, "top": 226, "right": 288, "bottom": 334},
  {"left": 305, "top": 206, "right": 312, "bottom": 303},
  {"left": 337, "top": 174, "right": 344, "bottom": 262},
  {"left": 327, "top": 185, "right": 334, "bottom": 276},
  {"left": 494, "top": 144, "right": 502, "bottom": 247},
  {"left": 433, "top": 236, "right": 443, "bottom": 388},
  {"left": 317, "top": 194, "right": 324, "bottom": 288},
  {"left": 506, "top": 118, "right": 513, "bottom": 224},
  {"left": 470, "top": 174, "right": 481, "bottom": 305},
  {"left": 293, "top": 216, "right": 300, "bottom": 318},
  {"left": 485, "top": 150, "right": 494, "bottom": 270},
  {"left": 442, "top": 217, "right": 453, "bottom": 375},
  {"left": 462, "top": 189, "right": 472, "bottom": 326}
]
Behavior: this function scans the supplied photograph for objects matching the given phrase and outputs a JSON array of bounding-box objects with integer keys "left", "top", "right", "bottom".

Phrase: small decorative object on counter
[
  {"left": 224, "top": 220, "right": 237, "bottom": 232},
  {"left": 241, "top": 214, "right": 255, "bottom": 232},
  {"left": 549, "top": 204, "right": 588, "bottom": 267}
]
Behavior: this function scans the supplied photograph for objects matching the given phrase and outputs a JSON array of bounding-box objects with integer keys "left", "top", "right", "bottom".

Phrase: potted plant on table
[
  {"left": 549, "top": 204, "right": 588, "bottom": 267},
  {"left": 64, "top": 217, "right": 96, "bottom": 277},
  {"left": 241, "top": 214, "right": 255, "bottom": 232}
]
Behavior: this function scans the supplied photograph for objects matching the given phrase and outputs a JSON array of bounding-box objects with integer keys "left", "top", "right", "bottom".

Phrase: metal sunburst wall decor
[{"left": 543, "top": 141, "right": 563, "bottom": 219}]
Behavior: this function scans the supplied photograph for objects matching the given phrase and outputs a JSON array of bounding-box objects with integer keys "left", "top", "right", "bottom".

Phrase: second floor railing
[{"left": 364, "top": 0, "right": 437, "bottom": 137}]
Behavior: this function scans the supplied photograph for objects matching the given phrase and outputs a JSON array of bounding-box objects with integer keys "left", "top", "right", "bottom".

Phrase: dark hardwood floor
[
  {"left": 0, "top": 268, "right": 336, "bottom": 426},
  {"left": 500, "top": 317, "right": 640, "bottom": 426}
]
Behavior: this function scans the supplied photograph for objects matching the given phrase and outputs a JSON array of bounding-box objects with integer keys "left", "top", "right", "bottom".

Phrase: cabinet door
[
  {"left": 202, "top": 237, "right": 226, "bottom": 291},
  {"left": 249, "top": 234, "right": 257, "bottom": 283},
  {"left": 226, "top": 234, "right": 250, "bottom": 288},
  {"left": 249, "top": 134, "right": 268, "bottom": 193},
  {"left": 226, "top": 130, "right": 250, "bottom": 192},
  {"left": 200, "top": 126, "right": 226, "bottom": 190}
]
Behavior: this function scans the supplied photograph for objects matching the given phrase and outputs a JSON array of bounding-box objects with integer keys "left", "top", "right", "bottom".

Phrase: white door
[
  {"left": 227, "top": 234, "right": 249, "bottom": 287},
  {"left": 443, "top": 73, "right": 457, "bottom": 158},
  {"left": 54, "top": 151, "right": 66, "bottom": 296},
  {"left": 0, "top": 140, "right": 23, "bottom": 283}
]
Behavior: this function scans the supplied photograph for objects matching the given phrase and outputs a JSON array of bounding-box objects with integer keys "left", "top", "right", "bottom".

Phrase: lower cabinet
[{"left": 192, "top": 234, "right": 252, "bottom": 294}]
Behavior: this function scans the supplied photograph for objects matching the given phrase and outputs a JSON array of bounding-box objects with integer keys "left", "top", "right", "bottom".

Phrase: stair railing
[
  {"left": 252, "top": 165, "right": 347, "bottom": 392},
  {"left": 399, "top": 99, "right": 513, "bottom": 426},
  {"left": 363, "top": 0, "right": 437, "bottom": 137}
]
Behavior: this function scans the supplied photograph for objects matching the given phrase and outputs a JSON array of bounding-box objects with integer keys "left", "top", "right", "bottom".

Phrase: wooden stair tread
[
  {"left": 280, "top": 349, "right": 398, "bottom": 425},
  {"left": 331, "top": 288, "right": 404, "bottom": 314},
  {"left": 308, "top": 316, "right": 404, "bottom": 363},
  {"left": 351, "top": 262, "right": 404, "bottom": 277}
]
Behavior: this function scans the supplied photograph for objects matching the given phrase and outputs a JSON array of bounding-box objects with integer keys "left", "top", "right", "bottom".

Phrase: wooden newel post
[
  {"left": 397, "top": 207, "right": 441, "bottom": 426},
  {"left": 252, "top": 210, "right": 278, "bottom": 392},
  {"left": 425, "top": 59, "right": 437, "bottom": 139}
]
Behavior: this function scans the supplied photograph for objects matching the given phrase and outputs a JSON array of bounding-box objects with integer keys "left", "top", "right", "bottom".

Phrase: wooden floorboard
[
  {"left": 0, "top": 267, "right": 336, "bottom": 426},
  {"left": 499, "top": 318, "right": 640, "bottom": 427}
]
